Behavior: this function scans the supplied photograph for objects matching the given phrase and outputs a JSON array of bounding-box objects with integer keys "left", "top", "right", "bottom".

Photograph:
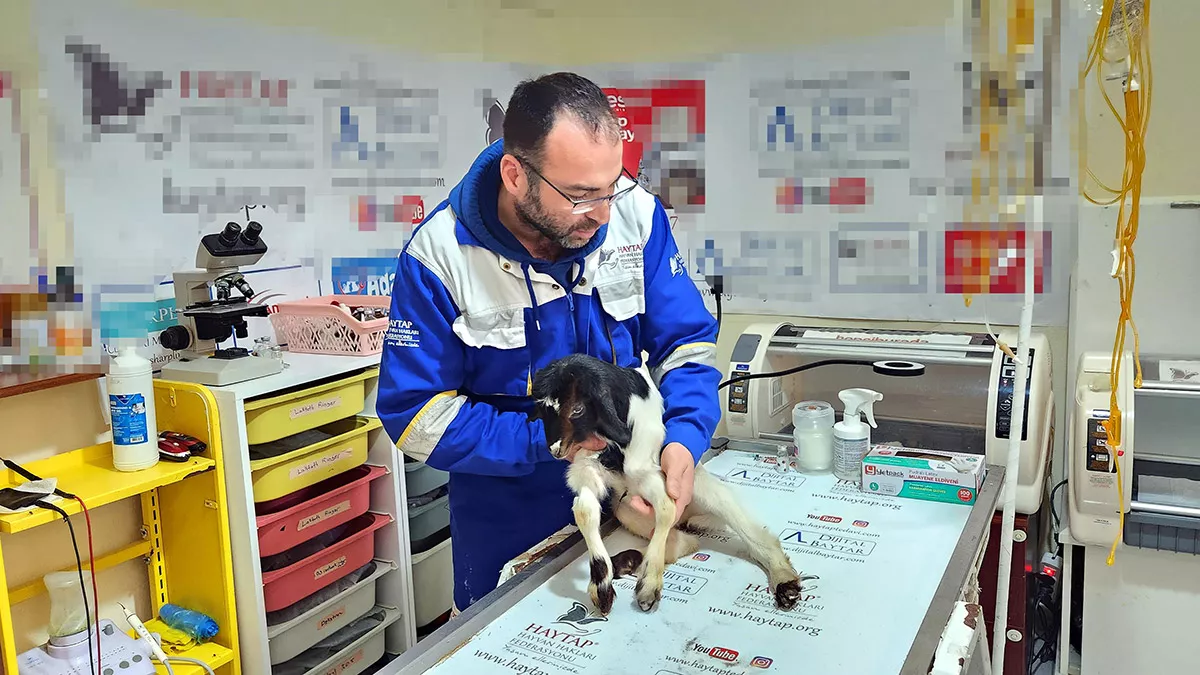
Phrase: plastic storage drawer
[
  {"left": 261, "top": 512, "right": 392, "bottom": 613},
  {"left": 255, "top": 464, "right": 388, "bottom": 557},
  {"left": 248, "top": 416, "right": 380, "bottom": 503},
  {"left": 403, "top": 457, "right": 448, "bottom": 498},
  {"left": 411, "top": 535, "right": 453, "bottom": 628},
  {"left": 408, "top": 491, "right": 449, "bottom": 555},
  {"left": 271, "top": 606, "right": 401, "bottom": 675},
  {"left": 267, "top": 560, "right": 395, "bottom": 665},
  {"left": 242, "top": 370, "right": 374, "bottom": 445}
]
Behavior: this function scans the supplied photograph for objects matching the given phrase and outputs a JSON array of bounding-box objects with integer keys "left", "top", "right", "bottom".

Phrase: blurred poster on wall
[{"left": 602, "top": 80, "right": 706, "bottom": 215}]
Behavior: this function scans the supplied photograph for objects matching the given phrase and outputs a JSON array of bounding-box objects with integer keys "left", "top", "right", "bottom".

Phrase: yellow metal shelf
[{"left": 0, "top": 444, "right": 214, "bottom": 534}]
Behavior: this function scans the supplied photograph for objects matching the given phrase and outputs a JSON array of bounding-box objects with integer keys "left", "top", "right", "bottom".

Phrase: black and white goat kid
[{"left": 531, "top": 353, "right": 807, "bottom": 615}]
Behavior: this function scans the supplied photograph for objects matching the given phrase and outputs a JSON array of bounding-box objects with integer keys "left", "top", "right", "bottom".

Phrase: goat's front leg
[
  {"left": 631, "top": 477, "right": 676, "bottom": 612},
  {"left": 572, "top": 487, "right": 616, "bottom": 614}
]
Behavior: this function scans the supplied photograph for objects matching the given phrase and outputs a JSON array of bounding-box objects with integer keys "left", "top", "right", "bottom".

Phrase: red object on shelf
[{"left": 978, "top": 512, "right": 1030, "bottom": 675}]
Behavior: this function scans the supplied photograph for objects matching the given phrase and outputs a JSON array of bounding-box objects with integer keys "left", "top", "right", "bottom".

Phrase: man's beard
[{"left": 514, "top": 191, "right": 587, "bottom": 250}]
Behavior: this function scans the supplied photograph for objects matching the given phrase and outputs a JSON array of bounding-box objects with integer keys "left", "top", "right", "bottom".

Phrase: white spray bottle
[{"left": 832, "top": 388, "right": 883, "bottom": 483}]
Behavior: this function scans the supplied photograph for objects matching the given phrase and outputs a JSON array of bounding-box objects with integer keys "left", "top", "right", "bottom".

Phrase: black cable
[
  {"left": 705, "top": 274, "right": 724, "bottom": 341},
  {"left": 0, "top": 457, "right": 77, "bottom": 500},
  {"left": 36, "top": 499, "right": 96, "bottom": 675},
  {"left": 714, "top": 291, "right": 723, "bottom": 340},
  {"left": 1049, "top": 478, "right": 1067, "bottom": 552},
  {"left": 719, "top": 358, "right": 878, "bottom": 391}
]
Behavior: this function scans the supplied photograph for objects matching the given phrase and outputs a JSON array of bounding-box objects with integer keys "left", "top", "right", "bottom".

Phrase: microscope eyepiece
[
  {"left": 219, "top": 221, "right": 242, "bottom": 247},
  {"left": 242, "top": 221, "right": 263, "bottom": 246}
]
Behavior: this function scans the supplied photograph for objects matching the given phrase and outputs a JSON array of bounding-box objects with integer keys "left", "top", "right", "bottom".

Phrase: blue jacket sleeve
[
  {"left": 639, "top": 201, "right": 722, "bottom": 464},
  {"left": 375, "top": 251, "right": 554, "bottom": 476}
]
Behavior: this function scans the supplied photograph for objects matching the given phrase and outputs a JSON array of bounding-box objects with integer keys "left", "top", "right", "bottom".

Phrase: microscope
[{"left": 158, "top": 221, "right": 284, "bottom": 386}]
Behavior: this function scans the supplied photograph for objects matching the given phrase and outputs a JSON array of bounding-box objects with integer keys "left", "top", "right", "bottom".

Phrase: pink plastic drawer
[
  {"left": 261, "top": 512, "right": 392, "bottom": 613},
  {"left": 255, "top": 465, "right": 388, "bottom": 558}
]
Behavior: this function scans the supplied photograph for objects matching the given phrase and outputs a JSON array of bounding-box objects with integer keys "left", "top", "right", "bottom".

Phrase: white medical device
[
  {"left": 1069, "top": 350, "right": 1200, "bottom": 552},
  {"left": 725, "top": 322, "right": 1054, "bottom": 514}
]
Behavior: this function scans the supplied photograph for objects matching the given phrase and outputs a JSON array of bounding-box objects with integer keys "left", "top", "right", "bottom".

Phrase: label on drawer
[
  {"left": 314, "top": 556, "right": 348, "bottom": 580},
  {"left": 290, "top": 395, "right": 343, "bottom": 420},
  {"left": 298, "top": 500, "right": 353, "bottom": 531},
  {"left": 290, "top": 448, "right": 355, "bottom": 480},
  {"left": 322, "top": 648, "right": 363, "bottom": 675},
  {"left": 318, "top": 604, "right": 346, "bottom": 631}
]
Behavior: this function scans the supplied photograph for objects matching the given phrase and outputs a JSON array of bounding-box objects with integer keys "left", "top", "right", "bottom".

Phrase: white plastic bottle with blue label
[
  {"left": 107, "top": 346, "right": 159, "bottom": 472},
  {"left": 832, "top": 388, "right": 883, "bottom": 483}
]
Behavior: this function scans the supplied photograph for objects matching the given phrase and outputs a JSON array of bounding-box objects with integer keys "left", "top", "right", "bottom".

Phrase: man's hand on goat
[{"left": 629, "top": 442, "right": 694, "bottom": 526}]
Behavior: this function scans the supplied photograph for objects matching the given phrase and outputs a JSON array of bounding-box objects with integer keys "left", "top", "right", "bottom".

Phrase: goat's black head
[{"left": 531, "top": 354, "right": 646, "bottom": 459}]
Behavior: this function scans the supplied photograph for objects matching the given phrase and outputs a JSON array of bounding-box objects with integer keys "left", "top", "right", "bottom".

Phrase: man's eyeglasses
[{"left": 514, "top": 155, "right": 639, "bottom": 215}]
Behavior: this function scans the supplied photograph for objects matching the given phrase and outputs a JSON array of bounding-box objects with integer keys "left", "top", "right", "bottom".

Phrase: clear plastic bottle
[
  {"left": 832, "top": 388, "right": 883, "bottom": 483},
  {"left": 792, "top": 401, "right": 835, "bottom": 473}
]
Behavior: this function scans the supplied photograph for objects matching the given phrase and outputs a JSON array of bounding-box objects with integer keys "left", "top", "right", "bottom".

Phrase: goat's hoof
[
  {"left": 634, "top": 578, "right": 662, "bottom": 611},
  {"left": 774, "top": 579, "right": 803, "bottom": 610},
  {"left": 592, "top": 582, "right": 615, "bottom": 615},
  {"left": 611, "top": 549, "right": 643, "bottom": 578}
]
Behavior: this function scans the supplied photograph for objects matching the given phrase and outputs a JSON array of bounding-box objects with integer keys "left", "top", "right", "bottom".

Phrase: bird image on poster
[
  {"left": 64, "top": 37, "right": 169, "bottom": 139},
  {"left": 485, "top": 97, "right": 505, "bottom": 145}
]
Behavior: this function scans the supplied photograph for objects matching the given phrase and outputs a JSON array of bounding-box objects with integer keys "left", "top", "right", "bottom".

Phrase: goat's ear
[{"left": 595, "top": 397, "right": 632, "bottom": 448}]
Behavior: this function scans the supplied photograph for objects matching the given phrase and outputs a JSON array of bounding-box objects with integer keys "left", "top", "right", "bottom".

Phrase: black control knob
[
  {"left": 219, "top": 221, "right": 242, "bottom": 247},
  {"left": 159, "top": 325, "right": 191, "bottom": 351},
  {"left": 242, "top": 221, "right": 262, "bottom": 245}
]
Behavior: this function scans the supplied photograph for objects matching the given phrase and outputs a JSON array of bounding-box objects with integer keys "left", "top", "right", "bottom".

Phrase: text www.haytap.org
[{"left": 473, "top": 649, "right": 550, "bottom": 675}]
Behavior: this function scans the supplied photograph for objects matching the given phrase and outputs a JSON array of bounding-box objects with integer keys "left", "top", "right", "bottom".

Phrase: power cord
[
  {"left": 3, "top": 457, "right": 102, "bottom": 672},
  {"left": 705, "top": 274, "right": 724, "bottom": 340},
  {"left": 35, "top": 499, "right": 96, "bottom": 675},
  {"left": 1049, "top": 478, "right": 1067, "bottom": 555},
  {"left": 1026, "top": 571, "right": 1061, "bottom": 675}
]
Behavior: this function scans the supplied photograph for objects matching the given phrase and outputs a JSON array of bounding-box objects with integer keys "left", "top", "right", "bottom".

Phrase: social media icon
[
  {"left": 750, "top": 656, "right": 773, "bottom": 668},
  {"left": 692, "top": 553, "right": 710, "bottom": 561}
]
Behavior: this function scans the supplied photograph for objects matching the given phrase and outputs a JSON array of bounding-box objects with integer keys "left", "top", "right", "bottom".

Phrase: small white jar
[{"left": 792, "top": 400, "right": 835, "bottom": 473}]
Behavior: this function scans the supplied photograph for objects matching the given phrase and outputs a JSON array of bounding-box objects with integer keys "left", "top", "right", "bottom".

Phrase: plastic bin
[
  {"left": 249, "top": 416, "right": 380, "bottom": 503},
  {"left": 411, "top": 535, "right": 453, "bottom": 629},
  {"left": 267, "top": 560, "right": 395, "bottom": 665},
  {"left": 261, "top": 512, "right": 392, "bottom": 613},
  {"left": 403, "top": 457, "right": 448, "bottom": 499},
  {"left": 269, "top": 295, "right": 390, "bottom": 357},
  {"left": 271, "top": 606, "right": 401, "bottom": 675},
  {"left": 243, "top": 369, "right": 373, "bottom": 446},
  {"left": 408, "top": 491, "right": 449, "bottom": 555},
  {"left": 256, "top": 464, "right": 388, "bottom": 557}
]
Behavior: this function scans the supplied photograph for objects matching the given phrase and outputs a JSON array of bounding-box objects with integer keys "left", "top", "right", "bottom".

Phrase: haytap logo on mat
[{"left": 551, "top": 601, "right": 607, "bottom": 636}]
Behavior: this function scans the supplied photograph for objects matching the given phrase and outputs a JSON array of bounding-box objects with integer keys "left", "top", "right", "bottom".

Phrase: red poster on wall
[{"left": 602, "top": 80, "right": 706, "bottom": 211}]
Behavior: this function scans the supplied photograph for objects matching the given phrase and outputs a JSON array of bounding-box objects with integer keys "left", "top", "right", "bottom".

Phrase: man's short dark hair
[{"left": 503, "top": 72, "right": 619, "bottom": 168}]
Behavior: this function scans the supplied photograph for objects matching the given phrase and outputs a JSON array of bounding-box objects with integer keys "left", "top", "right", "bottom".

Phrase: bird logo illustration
[
  {"left": 485, "top": 98, "right": 505, "bottom": 146},
  {"left": 65, "top": 38, "right": 169, "bottom": 137}
]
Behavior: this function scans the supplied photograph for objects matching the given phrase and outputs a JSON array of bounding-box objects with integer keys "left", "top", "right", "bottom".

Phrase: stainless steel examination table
[{"left": 381, "top": 443, "right": 1005, "bottom": 675}]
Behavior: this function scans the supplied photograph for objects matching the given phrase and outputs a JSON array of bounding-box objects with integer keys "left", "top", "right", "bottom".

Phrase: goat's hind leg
[
  {"left": 626, "top": 475, "right": 677, "bottom": 612},
  {"left": 610, "top": 497, "right": 702, "bottom": 577},
  {"left": 688, "top": 467, "right": 808, "bottom": 610}
]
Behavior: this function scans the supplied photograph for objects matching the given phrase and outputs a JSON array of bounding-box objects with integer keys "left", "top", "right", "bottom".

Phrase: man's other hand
[{"left": 629, "top": 442, "right": 694, "bottom": 526}]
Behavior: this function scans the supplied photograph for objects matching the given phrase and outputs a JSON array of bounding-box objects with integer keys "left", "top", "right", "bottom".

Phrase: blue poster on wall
[{"left": 331, "top": 254, "right": 401, "bottom": 296}]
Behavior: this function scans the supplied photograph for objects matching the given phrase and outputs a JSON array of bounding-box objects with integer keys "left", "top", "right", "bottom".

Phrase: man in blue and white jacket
[{"left": 376, "top": 72, "right": 721, "bottom": 613}]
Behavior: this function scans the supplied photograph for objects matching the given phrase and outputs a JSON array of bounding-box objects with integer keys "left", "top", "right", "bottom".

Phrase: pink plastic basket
[
  {"left": 255, "top": 464, "right": 388, "bottom": 558},
  {"left": 261, "top": 512, "right": 392, "bottom": 613},
  {"left": 268, "top": 295, "right": 390, "bottom": 356}
]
